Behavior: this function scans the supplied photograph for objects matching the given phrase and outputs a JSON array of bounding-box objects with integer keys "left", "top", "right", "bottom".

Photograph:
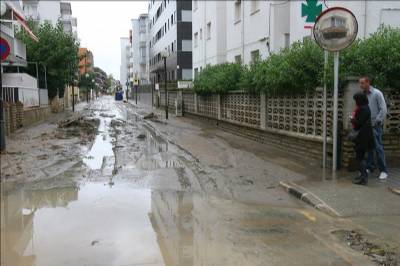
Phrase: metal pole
[
  {"left": 0, "top": 66, "right": 5, "bottom": 151},
  {"left": 35, "top": 62, "right": 39, "bottom": 88},
  {"left": 332, "top": 51, "right": 339, "bottom": 172},
  {"left": 135, "top": 85, "right": 138, "bottom": 105},
  {"left": 72, "top": 85, "right": 75, "bottom": 112},
  {"left": 164, "top": 57, "right": 168, "bottom": 120},
  {"left": 322, "top": 50, "right": 328, "bottom": 169}
]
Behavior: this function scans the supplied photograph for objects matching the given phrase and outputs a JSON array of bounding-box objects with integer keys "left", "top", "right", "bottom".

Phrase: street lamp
[
  {"left": 85, "top": 73, "right": 90, "bottom": 103},
  {"left": 160, "top": 48, "right": 169, "bottom": 119}
]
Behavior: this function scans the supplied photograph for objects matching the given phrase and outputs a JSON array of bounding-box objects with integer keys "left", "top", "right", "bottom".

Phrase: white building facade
[
  {"left": 22, "top": 0, "right": 78, "bottom": 39},
  {"left": 193, "top": 0, "right": 400, "bottom": 77},
  {"left": 131, "top": 14, "right": 150, "bottom": 85},
  {"left": 120, "top": 37, "right": 131, "bottom": 91}
]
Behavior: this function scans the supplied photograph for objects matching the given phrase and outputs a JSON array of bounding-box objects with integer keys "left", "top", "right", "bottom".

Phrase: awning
[
  {"left": 14, "top": 12, "right": 39, "bottom": 42},
  {"left": 6, "top": 1, "right": 39, "bottom": 42}
]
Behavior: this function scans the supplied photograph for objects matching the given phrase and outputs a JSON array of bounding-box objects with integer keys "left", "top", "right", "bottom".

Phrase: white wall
[
  {"left": 289, "top": 0, "right": 400, "bottom": 44},
  {"left": 131, "top": 15, "right": 150, "bottom": 85},
  {"left": 193, "top": 0, "right": 400, "bottom": 75},
  {"left": 120, "top": 37, "right": 130, "bottom": 90},
  {"left": 192, "top": 0, "right": 227, "bottom": 77},
  {"left": 2, "top": 73, "right": 39, "bottom": 108}
]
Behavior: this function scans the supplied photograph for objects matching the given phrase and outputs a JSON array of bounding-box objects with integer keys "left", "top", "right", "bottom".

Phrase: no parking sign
[{"left": 0, "top": 37, "right": 11, "bottom": 61}]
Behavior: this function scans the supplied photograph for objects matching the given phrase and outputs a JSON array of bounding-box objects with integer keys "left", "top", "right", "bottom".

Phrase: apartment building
[
  {"left": 148, "top": 0, "right": 192, "bottom": 83},
  {"left": 78, "top": 48, "right": 94, "bottom": 75},
  {"left": 193, "top": 0, "right": 400, "bottom": 77},
  {"left": 131, "top": 14, "right": 150, "bottom": 85},
  {"left": 22, "top": 0, "right": 78, "bottom": 39},
  {"left": 120, "top": 37, "right": 131, "bottom": 91}
]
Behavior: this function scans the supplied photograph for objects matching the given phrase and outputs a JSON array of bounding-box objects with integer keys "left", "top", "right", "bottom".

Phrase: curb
[
  {"left": 279, "top": 181, "right": 341, "bottom": 217},
  {"left": 388, "top": 186, "right": 400, "bottom": 196}
]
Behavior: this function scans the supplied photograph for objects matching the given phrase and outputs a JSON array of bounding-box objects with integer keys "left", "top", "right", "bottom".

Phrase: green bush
[
  {"left": 193, "top": 63, "right": 243, "bottom": 95},
  {"left": 341, "top": 25, "right": 400, "bottom": 91},
  {"left": 194, "top": 26, "right": 400, "bottom": 95}
]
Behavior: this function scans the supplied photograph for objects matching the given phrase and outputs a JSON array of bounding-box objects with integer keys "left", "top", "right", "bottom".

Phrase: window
[
  {"left": 182, "top": 69, "right": 192, "bottom": 80},
  {"left": 200, "top": 28, "right": 202, "bottom": 40},
  {"left": 251, "top": 0, "right": 259, "bottom": 14},
  {"left": 234, "top": 55, "right": 242, "bottom": 64},
  {"left": 171, "top": 14, "right": 174, "bottom": 24},
  {"left": 182, "top": 40, "right": 192, "bottom": 51},
  {"left": 251, "top": 50, "right": 260, "bottom": 63},
  {"left": 284, "top": 33, "right": 290, "bottom": 48},
  {"left": 235, "top": 1, "right": 241, "bottom": 22},
  {"left": 181, "top": 10, "right": 192, "bottom": 22},
  {"left": 171, "top": 41, "right": 174, "bottom": 52},
  {"left": 194, "top": 32, "right": 198, "bottom": 47},
  {"left": 206, "top": 22, "right": 211, "bottom": 39}
]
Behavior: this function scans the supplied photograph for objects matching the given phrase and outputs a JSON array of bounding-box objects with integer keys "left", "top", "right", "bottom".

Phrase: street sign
[
  {"left": 313, "top": 7, "right": 358, "bottom": 52},
  {"left": 313, "top": 7, "right": 358, "bottom": 172},
  {"left": 0, "top": 37, "right": 11, "bottom": 61},
  {"left": 302, "top": 0, "right": 323, "bottom": 29}
]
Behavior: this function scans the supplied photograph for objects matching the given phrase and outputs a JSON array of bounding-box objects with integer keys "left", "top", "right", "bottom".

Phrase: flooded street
[{"left": 0, "top": 97, "right": 387, "bottom": 266}]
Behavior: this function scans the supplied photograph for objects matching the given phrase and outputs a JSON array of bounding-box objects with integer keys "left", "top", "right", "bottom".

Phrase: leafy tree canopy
[{"left": 17, "top": 20, "right": 79, "bottom": 99}]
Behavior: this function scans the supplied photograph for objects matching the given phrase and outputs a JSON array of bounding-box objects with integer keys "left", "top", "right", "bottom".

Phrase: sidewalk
[{"left": 129, "top": 100, "right": 400, "bottom": 210}]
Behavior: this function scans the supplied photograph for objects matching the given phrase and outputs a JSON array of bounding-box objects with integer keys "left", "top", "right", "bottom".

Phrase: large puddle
[{"left": 1, "top": 97, "right": 354, "bottom": 266}]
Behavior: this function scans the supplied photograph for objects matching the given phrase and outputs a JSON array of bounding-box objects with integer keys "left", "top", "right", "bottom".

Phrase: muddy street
[{"left": 1, "top": 97, "right": 396, "bottom": 266}]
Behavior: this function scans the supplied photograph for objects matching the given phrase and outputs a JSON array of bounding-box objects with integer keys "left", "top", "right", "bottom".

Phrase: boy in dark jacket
[{"left": 351, "top": 92, "right": 375, "bottom": 185}]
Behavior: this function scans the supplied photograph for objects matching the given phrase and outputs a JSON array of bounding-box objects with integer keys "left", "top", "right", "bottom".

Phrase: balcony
[
  {"left": 60, "top": 2, "right": 72, "bottom": 15},
  {"left": 139, "top": 57, "right": 146, "bottom": 65},
  {"left": 139, "top": 41, "right": 146, "bottom": 48}
]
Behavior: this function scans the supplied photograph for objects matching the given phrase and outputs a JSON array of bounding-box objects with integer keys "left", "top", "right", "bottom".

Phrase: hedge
[
  {"left": 193, "top": 26, "right": 400, "bottom": 95},
  {"left": 193, "top": 63, "right": 244, "bottom": 95}
]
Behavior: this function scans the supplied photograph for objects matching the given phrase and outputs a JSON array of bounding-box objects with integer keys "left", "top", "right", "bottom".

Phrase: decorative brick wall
[
  {"left": 183, "top": 92, "right": 195, "bottom": 113},
  {"left": 137, "top": 84, "right": 399, "bottom": 169},
  {"left": 168, "top": 91, "right": 177, "bottom": 110},
  {"left": 197, "top": 95, "right": 218, "bottom": 119},
  {"left": 221, "top": 92, "right": 261, "bottom": 128},
  {"left": 385, "top": 90, "right": 400, "bottom": 134}
]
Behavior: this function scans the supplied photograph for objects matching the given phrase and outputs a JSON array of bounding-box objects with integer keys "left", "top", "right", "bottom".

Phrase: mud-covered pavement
[{"left": 1, "top": 96, "right": 399, "bottom": 266}]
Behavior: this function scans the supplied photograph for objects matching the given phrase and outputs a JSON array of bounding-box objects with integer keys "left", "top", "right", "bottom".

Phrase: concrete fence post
[
  {"left": 342, "top": 78, "right": 359, "bottom": 131},
  {"left": 339, "top": 78, "right": 360, "bottom": 169},
  {"left": 217, "top": 94, "right": 221, "bottom": 120},
  {"left": 176, "top": 90, "right": 183, "bottom": 116},
  {"left": 194, "top": 93, "right": 198, "bottom": 114},
  {"left": 260, "top": 93, "right": 267, "bottom": 130}
]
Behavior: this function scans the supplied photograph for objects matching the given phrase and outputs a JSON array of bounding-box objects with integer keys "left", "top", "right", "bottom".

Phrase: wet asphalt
[{"left": 0, "top": 96, "right": 384, "bottom": 266}]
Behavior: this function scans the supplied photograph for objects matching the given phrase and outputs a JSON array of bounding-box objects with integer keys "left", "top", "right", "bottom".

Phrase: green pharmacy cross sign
[{"left": 302, "top": 0, "right": 323, "bottom": 23}]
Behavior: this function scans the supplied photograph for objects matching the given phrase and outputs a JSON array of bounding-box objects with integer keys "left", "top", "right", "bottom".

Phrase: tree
[
  {"left": 78, "top": 72, "right": 95, "bottom": 93},
  {"left": 17, "top": 20, "right": 79, "bottom": 99}
]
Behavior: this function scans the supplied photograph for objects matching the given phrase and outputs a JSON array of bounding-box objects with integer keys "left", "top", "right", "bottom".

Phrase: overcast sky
[{"left": 71, "top": 1, "right": 148, "bottom": 80}]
